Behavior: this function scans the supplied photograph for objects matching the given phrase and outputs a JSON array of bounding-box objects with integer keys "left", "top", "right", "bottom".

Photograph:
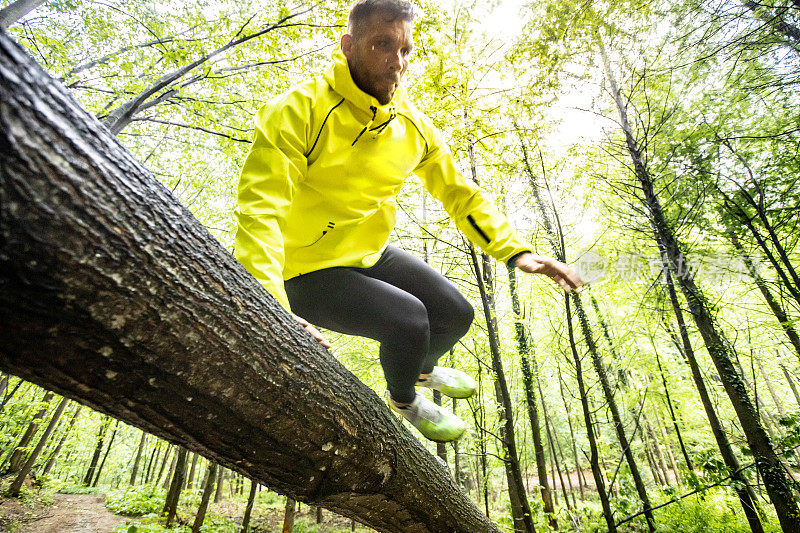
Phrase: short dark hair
[{"left": 347, "top": 0, "right": 415, "bottom": 38}]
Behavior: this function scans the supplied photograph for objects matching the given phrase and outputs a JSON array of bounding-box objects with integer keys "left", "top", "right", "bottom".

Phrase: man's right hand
[{"left": 293, "top": 314, "right": 331, "bottom": 349}]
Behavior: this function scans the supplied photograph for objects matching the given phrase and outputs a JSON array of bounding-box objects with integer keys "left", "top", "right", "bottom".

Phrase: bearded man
[{"left": 235, "top": 0, "right": 583, "bottom": 442}]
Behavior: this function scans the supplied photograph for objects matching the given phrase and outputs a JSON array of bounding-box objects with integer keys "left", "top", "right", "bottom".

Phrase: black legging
[{"left": 285, "top": 245, "right": 474, "bottom": 403}]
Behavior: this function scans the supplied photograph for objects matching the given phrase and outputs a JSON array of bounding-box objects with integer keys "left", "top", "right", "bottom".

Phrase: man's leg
[
  {"left": 362, "top": 246, "right": 474, "bottom": 374},
  {"left": 284, "top": 266, "right": 429, "bottom": 404}
]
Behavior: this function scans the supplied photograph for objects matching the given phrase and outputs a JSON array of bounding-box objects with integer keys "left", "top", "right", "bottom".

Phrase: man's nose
[{"left": 387, "top": 50, "right": 404, "bottom": 72}]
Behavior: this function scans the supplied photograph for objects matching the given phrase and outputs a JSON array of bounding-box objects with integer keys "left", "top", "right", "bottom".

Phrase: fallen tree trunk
[{"left": 0, "top": 31, "right": 497, "bottom": 533}]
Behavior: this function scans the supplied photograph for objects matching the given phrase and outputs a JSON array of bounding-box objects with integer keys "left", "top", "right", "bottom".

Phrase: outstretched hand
[
  {"left": 514, "top": 253, "right": 585, "bottom": 293},
  {"left": 293, "top": 314, "right": 331, "bottom": 349}
]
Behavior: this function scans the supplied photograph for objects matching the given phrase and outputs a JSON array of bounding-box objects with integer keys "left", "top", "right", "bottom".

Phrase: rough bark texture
[
  {"left": 0, "top": 32, "right": 497, "bottom": 533},
  {"left": 0, "top": 0, "right": 46, "bottom": 31}
]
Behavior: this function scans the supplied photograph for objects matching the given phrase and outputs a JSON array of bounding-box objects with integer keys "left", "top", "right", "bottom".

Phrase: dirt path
[{"left": 2, "top": 493, "right": 124, "bottom": 533}]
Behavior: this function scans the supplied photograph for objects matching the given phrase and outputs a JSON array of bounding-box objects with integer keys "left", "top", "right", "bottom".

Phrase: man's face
[{"left": 341, "top": 13, "right": 414, "bottom": 105}]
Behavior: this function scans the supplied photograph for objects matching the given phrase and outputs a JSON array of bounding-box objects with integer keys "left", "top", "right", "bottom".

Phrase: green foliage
[
  {"left": 654, "top": 490, "right": 782, "bottom": 532},
  {"left": 106, "top": 485, "right": 166, "bottom": 516}
]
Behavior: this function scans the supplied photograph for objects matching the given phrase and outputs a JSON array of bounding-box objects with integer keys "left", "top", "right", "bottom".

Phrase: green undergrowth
[{"left": 652, "top": 489, "right": 782, "bottom": 533}]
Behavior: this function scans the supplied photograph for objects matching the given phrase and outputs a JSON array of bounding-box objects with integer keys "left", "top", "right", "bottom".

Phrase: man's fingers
[{"left": 293, "top": 314, "right": 332, "bottom": 349}]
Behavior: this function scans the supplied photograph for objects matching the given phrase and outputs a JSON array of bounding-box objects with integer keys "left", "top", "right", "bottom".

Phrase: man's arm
[
  {"left": 413, "top": 126, "right": 583, "bottom": 292},
  {"left": 235, "top": 96, "right": 308, "bottom": 311}
]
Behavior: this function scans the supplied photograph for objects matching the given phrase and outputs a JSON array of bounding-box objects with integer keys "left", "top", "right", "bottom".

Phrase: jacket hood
[{"left": 323, "top": 45, "right": 406, "bottom": 127}]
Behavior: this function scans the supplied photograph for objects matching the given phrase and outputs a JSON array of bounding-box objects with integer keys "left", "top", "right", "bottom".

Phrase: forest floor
[
  {"left": 0, "top": 493, "right": 124, "bottom": 532},
  {"left": 0, "top": 488, "right": 375, "bottom": 532}
]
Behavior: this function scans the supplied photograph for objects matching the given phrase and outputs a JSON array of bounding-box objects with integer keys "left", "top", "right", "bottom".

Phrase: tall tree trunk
[
  {"left": 508, "top": 265, "right": 556, "bottom": 527},
  {"left": 9, "top": 397, "right": 69, "bottom": 496},
  {"left": 540, "top": 386, "right": 572, "bottom": 512},
  {"left": 556, "top": 358, "right": 586, "bottom": 501},
  {"left": 519, "top": 126, "right": 654, "bottom": 531},
  {"left": 144, "top": 444, "right": 159, "bottom": 484},
  {"left": 0, "top": 0, "right": 46, "bottom": 31},
  {"left": 192, "top": 461, "right": 218, "bottom": 533},
  {"left": 464, "top": 140, "right": 532, "bottom": 532},
  {"left": 130, "top": 431, "right": 147, "bottom": 486},
  {"left": 0, "top": 378, "right": 24, "bottom": 412},
  {"left": 781, "top": 365, "right": 800, "bottom": 407},
  {"left": 730, "top": 233, "right": 800, "bottom": 360},
  {"left": 214, "top": 467, "right": 226, "bottom": 504},
  {"left": 241, "top": 479, "right": 258, "bottom": 533},
  {"left": 155, "top": 445, "right": 173, "bottom": 488},
  {"left": 653, "top": 345, "right": 694, "bottom": 474},
  {"left": 42, "top": 405, "right": 82, "bottom": 477},
  {"left": 469, "top": 243, "right": 534, "bottom": 533},
  {"left": 3, "top": 390, "right": 54, "bottom": 474},
  {"left": 186, "top": 451, "right": 198, "bottom": 490},
  {"left": 163, "top": 445, "right": 179, "bottom": 489},
  {"left": 83, "top": 416, "right": 110, "bottom": 486},
  {"left": 565, "top": 297, "right": 617, "bottom": 532},
  {"left": 282, "top": 497, "right": 297, "bottom": 533},
  {"left": 163, "top": 447, "right": 189, "bottom": 526},
  {"left": 598, "top": 38, "right": 784, "bottom": 531},
  {"left": 0, "top": 32, "right": 497, "bottom": 533},
  {"left": 92, "top": 419, "right": 119, "bottom": 487}
]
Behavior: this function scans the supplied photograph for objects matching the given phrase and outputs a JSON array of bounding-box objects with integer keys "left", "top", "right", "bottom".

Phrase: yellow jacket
[{"left": 235, "top": 48, "right": 530, "bottom": 310}]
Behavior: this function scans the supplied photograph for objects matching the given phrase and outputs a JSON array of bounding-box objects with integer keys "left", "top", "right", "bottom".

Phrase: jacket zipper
[
  {"left": 467, "top": 215, "right": 491, "bottom": 244},
  {"left": 302, "top": 221, "right": 336, "bottom": 247}
]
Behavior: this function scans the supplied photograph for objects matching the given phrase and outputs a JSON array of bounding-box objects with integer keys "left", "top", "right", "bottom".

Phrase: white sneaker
[
  {"left": 416, "top": 366, "right": 476, "bottom": 399},
  {"left": 387, "top": 391, "right": 466, "bottom": 443}
]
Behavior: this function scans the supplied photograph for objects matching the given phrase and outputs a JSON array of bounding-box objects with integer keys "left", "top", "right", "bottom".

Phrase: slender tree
[
  {"left": 8, "top": 397, "right": 69, "bottom": 496},
  {"left": 192, "top": 461, "right": 218, "bottom": 533},
  {"left": 598, "top": 35, "right": 794, "bottom": 531}
]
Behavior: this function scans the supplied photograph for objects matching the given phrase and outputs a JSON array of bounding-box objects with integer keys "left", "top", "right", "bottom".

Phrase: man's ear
[{"left": 341, "top": 33, "right": 353, "bottom": 58}]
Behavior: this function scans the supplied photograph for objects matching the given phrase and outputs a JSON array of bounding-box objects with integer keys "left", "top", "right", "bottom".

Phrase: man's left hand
[{"left": 514, "top": 253, "right": 584, "bottom": 293}]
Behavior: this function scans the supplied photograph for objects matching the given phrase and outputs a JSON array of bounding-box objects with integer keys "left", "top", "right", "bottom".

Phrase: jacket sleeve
[
  {"left": 413, "top": 126, "right": 531, "bottom": 264},
  {"left": 234, "top": 95, "right": 309, "bottom": 311}
]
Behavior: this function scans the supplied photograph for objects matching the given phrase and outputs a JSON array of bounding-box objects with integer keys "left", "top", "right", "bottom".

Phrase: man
[{"left": 235, "top": 0, "right": 583, "bottom": 443}]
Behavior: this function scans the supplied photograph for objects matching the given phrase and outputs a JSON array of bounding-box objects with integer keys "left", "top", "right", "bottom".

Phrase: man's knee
[
  {"left": 385, "top": 295, "right": 430, "bottom": 348},
  {"left": 451, "top": 294, "right": 474, "bottom": 337}
]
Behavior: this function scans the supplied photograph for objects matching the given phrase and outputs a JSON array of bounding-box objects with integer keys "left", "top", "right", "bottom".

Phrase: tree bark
[
  {"left": 0, "top": 0, "right": 46, "bottom": 31},
  {"left": 468, "top": 243, "right": 534, "bottom": 533},
  {"left": 565, "top": 297, "right": 617, "bottom": 532},
  {"left": 283, "top": 497, "right": 297, "bottom": 533},
  {"left": 214, "top": 466, "right": 226, "bottom": 503},
  {"left": 0, "top": 32, "right": 497, "bottom": 533},
  {"left": 186, "top": 451, "right": 198, "bottom": 490}
]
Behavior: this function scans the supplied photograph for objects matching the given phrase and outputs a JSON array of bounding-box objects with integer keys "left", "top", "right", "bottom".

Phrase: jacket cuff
[{"left": 506, "top": 251, "right": 531, "bottom": 268}]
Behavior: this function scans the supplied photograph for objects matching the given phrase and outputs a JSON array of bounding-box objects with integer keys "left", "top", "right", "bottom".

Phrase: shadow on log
[{"left": 0, "top": 30, "right": 497, "bottom": 533}]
